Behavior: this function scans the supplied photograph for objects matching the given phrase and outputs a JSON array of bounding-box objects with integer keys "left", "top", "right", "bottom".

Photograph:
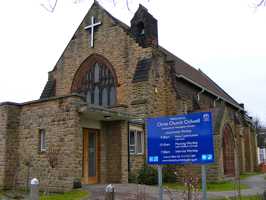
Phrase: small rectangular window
[
  {"left": 136, "top": 131, "right": 143, "bottom": 154},
  {"left": 129, "top": 127, "right": 144, "bottom": 155},
  {"left": 129, "top": 130, "right": 136, "bottom": 154},
  {"left": 39, "top": 129, "right": 47, "bottom": 152}
]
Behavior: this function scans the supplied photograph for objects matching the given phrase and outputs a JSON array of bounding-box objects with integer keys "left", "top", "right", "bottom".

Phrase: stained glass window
[{"left": 86, "top": 62, "right": 117, "bottom": 106}]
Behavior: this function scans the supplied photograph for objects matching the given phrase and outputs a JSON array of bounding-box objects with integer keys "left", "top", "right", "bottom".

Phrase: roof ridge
[{"left": 158, "top": 46, "right": 198, "bottom": 72}]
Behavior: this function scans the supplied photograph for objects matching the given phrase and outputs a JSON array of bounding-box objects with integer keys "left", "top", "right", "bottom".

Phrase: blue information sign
[{"left": 147, "top": 112, "right": 214, "bottom": 165}]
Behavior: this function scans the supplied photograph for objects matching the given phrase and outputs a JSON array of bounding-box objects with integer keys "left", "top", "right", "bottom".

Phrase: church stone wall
[
  {"left": 149, "top": 66, "right": 249, "bottom": 180},
  {"left": 36, "top": 2, "right": 257, "bottom": 184},
  {"left": 101, "top": 121, "right": 128, "bottom": 183},
  {"left": 53, "top": 3, "right": 153, "bottom": 109},
  {"left": 0, "top": 105, "right": 8, "bottom": 188},
  {"left": 16, "top": 96, "right": 82, "bottom": 192},
  {"left": 243, "top": 126, "right": 257, "bottom": 172},
  {"left": 0, "top": 103, "right": 21, "bottom": 189}
]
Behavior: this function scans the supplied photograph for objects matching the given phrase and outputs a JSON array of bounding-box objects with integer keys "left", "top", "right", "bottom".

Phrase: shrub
[
  {"left": 163, "top": 165, "right": 177, "bottom": 183},
  {"left": 137, "top": 164, "right": 158, "bottom": 185},
  {"left": 128, "top": 172, "right": 138, "bottom": 183}
]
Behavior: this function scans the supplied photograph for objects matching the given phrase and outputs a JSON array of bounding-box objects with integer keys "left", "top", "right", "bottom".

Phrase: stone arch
[
  {"left": 222, "top": 123, "right": 236, "bottom": 177},
  {"left": 71, "top": 54, "right": 118, "bottom": 106}
]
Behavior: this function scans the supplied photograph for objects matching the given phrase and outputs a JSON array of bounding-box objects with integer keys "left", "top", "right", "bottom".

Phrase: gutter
[{"left": 176, "top": 74, "right": 244, "bottom": 111}]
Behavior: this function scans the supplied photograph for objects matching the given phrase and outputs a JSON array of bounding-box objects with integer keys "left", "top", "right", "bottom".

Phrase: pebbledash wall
[{"left": 0, "top": 2, "right": 258, "bottom": 191}]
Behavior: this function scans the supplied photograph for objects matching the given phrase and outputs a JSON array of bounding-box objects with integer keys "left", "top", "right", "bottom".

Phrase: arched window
[
  {"left": 86, "top": 63, "right": 116, "bottom": 106},
  {"left": 71, "top": 54, "right": 117, "bottom": 107}
]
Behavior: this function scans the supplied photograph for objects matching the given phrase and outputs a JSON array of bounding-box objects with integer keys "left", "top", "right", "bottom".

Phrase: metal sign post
[
  {"left": 158, "top": 165, "right": 163, "bottom": 200},
  {"left": 201, "top": 165, "right": 207, "bottom": 200}
]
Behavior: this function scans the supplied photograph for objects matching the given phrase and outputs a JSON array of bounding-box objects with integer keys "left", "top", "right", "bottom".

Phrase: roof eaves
[
  {"left": 176, "top": 74, "right": 244, "bottom": 111},
  {"left": 198, "top": 69, "right": 240, "bottom": 106}
]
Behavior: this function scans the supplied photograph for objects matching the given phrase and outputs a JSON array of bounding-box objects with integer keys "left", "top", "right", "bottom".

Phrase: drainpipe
[
  {"left": 214, "top": 97, "right": 220, "bottom": 107},
  {"left": 197, "top": 89, "right": 205, "bottom": 101},
  {"left": 176, "top": 74, "right": 244, "bottom": 111},
  {"left": 127, "top": 122, "right": 130, "bottom": 174}
]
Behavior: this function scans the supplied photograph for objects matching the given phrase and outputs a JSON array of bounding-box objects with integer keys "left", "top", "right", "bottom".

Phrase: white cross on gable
[{"left": 84, "top": 16, "right": 102, "bottom": 48}]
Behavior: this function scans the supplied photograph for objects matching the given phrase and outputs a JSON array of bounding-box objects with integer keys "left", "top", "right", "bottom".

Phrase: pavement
[{"left": 85, "top": 174, "right": 266, "bottom": 200}]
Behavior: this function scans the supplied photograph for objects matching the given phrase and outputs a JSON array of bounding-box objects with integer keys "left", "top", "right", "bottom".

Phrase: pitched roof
[
  {"left": 40, "top": 78, "right": 56, "bottom": 99},
  {"left": 159, "top": 46, "right": 243, "bottom": 110}
]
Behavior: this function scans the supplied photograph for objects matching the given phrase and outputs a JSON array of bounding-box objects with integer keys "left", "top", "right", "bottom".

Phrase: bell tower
[{"left": 130, "top": 5, "right": 158, "bottom": 48}]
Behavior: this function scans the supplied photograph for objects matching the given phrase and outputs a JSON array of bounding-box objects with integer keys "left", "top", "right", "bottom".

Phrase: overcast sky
[{"left": 0, "top": 0, "right": 265, "bottom": 125}]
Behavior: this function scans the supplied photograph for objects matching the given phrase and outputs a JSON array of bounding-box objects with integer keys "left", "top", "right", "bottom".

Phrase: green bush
[
  {"left": 163, "top": 165, "right": 177, "bottom": 183},
  {"left": 136, "top": 165, "right": 178, "bottom": 185},
  {"left": 137, "top": 164, "right": 158, "bottom": 185},
  {"left": 128, "top": 172, "right": 138, "bottom": 183}
]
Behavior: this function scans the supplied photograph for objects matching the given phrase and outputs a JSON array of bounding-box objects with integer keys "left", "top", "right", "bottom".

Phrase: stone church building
[{"left": 0, "top": 2, "right": 258, "bottom": 191}]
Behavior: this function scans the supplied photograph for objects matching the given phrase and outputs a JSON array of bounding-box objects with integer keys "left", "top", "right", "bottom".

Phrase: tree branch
[
  {"left": 126, "top": 0, "right": 130, "bottom": 11},
  {"left": 256, "top": 0, "right": 265, "bottom": 7},
  {"left": 41, "top": 0, "right": 150, "bottom": 12},
  {"left": 41, "top": 0, "right": 58, "bottom": 13}
]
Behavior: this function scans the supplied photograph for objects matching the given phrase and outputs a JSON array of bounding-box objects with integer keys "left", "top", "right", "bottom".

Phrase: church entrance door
[{"left": 82, "top": 128, "right": 100, "bottom": 184}]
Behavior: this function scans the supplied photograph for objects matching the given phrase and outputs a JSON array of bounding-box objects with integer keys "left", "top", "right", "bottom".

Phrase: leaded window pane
[
  {"left": 94, "top": 86, "right": 99, "bottom": 105},
  {"left": 91, "top": 89, "right": 94, "bottom": 104},
  {"left": 102, "top": 88, "right": 108, "bottom": 107},
  {"left": 86, "top": 90, "right": 91, "bottom": 104},
  {"left": 110, "top": 86, "right": 116, "bottom": 106},
  {"left": 84, "top": 62, "right": 116, "bottom": 107},
  {"left": 94, "top": 63, "right": 100, "bottom": 83}
]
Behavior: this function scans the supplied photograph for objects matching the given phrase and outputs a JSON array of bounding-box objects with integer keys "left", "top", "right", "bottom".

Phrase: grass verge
[
  {"left": 40, "top": 189, "right": 89, "bottom": 200},
  {"left": 164, "top": 181, "right": 248, "bottom": 192},
  {"left": 213, "top": 194, "right": 263, "bottom": 200},
  {"left": 240, "top": 172, "right": 263, "bottom": 180}
]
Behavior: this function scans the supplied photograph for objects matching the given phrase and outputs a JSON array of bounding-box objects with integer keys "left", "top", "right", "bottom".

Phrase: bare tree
[
  {"left": 255, "top": 0, "right": 266, "bottom": 7},
  {"left": 44, "top": 144, "right": 61, "bottom": 195},
  {"left": 41, "top": 0, "right": 58, "bottom": 12},
  {"left": 253, "top": 116, "right": 263, "bottom": 135},
  {"left": 20, "top": 148, "right": 34, "bottom": 192},
  {"left": 41, "top": 0, "right": 149, "bottom": 13},
  {"left": 251, "top": 0, "right": 266, "bottom": 9}
]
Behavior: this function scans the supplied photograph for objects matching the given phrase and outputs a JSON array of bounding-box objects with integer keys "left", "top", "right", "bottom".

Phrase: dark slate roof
[
  {"left": 132, "top": 58, "right": 152, "bottom": 83},
  {"left": 40, "top": 79, "right": 56, "bottom": 99},
  {"left": 159, "top": 46, "right": 243, "bottom": 110}
]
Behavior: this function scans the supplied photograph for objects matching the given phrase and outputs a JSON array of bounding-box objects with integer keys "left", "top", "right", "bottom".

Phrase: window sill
[
  {"left": 39, "top": 149, "right": 47, "bottom": 154},
  {"left": 130, "top": 153, "right": 144, "bottom": 156}
]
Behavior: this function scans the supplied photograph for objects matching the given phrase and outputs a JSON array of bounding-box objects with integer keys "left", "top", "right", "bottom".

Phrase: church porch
[{"left": 78, "top": 104, "right": 135, "bottom": 185}]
